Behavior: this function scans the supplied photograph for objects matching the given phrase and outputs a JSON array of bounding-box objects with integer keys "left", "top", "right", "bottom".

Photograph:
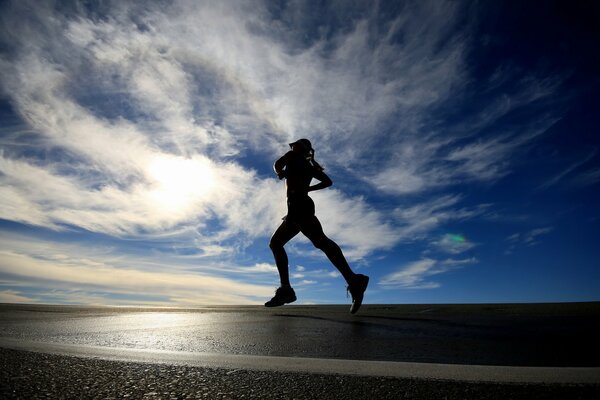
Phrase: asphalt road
[
  {"left": 2, "top": 347, "right": 599, "bottom": 400},
  {"left": 1, "top": 303, "right": 599, "bottom": 367},
  {"left": 1, "top": 303, "right": 599, "bottom": 399}
]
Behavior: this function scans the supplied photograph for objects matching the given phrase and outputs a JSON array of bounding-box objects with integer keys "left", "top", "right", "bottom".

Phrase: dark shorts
[{"left": 284, "top": 194, "right": 315, "bottom": 224}]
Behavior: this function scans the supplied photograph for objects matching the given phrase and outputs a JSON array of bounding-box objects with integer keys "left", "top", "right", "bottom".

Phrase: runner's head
[
  {"left": 289, "top": 138, "right": 312, "bottom": 155},
  {"left": 289, "top": 138, "right": 323, "bottom": 171}
]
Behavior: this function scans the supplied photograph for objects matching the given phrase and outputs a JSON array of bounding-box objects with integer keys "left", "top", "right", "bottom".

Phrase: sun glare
[{"left": 147, "top": 155, "right": 216, "bottom": 214}]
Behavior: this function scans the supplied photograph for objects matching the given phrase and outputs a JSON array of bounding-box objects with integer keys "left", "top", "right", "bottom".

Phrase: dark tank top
[
  {"left": 284, "top": 152, "right": 314, "bottom": 198},
  {"left": 283, "top": 152, "right": 316, "bottom": 221}
]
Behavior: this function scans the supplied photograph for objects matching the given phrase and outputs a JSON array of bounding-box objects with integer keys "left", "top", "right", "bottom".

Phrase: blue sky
[{"left": 0, "top": 0, "right": 599, "bottom": 306}]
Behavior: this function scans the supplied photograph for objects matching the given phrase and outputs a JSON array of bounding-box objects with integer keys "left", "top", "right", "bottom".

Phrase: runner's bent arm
[
  {"left": 307, "top": 169, "right": 333, "bottom": 192},
  {"left": 273, "top": 151, "right": 293, "bottom": 179}
]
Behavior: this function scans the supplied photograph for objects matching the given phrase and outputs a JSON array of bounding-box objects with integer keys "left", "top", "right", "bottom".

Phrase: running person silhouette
[{"left": 265, "top": 138, "right": 369, "bottom": 314}]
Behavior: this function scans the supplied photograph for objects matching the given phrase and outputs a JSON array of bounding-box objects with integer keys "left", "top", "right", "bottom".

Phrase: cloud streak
[
  {"left": 0, "top": 233, "right": 274, "bottom": 305},
  {"left": 538, "top": 148, "right": 597, "bottom": 191},
  {"left": 379, "top": 257, "right": 475, "bottom": 290},
  {"left": 505, "top": 227, "right": 554, "bottom": 254}
]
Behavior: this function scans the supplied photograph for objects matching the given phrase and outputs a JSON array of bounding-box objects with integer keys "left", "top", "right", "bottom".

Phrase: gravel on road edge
[{"left": 1, "top": 348, "right": 598, "bottom": 400}]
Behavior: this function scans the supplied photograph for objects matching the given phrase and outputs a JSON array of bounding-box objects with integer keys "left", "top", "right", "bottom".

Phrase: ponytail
[{"left": 306, "top": 149, "right": 324, "bottom": 171}]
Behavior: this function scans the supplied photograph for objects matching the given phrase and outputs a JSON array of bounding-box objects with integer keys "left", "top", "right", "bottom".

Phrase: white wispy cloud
[
  {"left": 0, "top": 290, "right": 38, "bottom": 304},
  {"left": 393, "top": 195, "right": 489, "bottom": 241},
  {"left": 311, "top": 189, "right": 399, "bottom": 259},
  {"left": 379, "top": 259, "right": 441, "bottom": 289},
  {"left": 505, "top": 227, "right": 554, "bottom": 254},
  {"left": 294, "top": 268, "right": 341, "bottom": 281},
  {"left": 298, "top": 280, "right": 317, "bottom": 286},
  {"left": 0, "top": 244, "right": 274, "bottom": 305},
  {"left": 537, "top": 148, "right": 597, "bottom": 190},
  {"left": 440, "top": 257, "right": 478, "bottom": 267},
  {"left": 507, "top": 227, "right": 553, "bottom": 245},
  {"left": 235, "top": 263, "right": 278, "bottom": 274},
  {"left": 371, "top": 114, "right": 561, "bottom": 196},
  {"left": 379, "top": 257, "right": 475, "bottom": 289},
  {"left": 573, "top": 167, "right": 600, "bottom": 187}
]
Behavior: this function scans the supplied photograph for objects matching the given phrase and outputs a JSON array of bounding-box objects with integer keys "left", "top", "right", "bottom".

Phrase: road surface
[{"left": 1, "top": 303, "right": 599, "bottom": 398}]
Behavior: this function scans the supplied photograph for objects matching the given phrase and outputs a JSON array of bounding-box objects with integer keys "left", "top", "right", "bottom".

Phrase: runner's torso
[{"left": 284, "top": 151, "right": 314, "bottom": 198}]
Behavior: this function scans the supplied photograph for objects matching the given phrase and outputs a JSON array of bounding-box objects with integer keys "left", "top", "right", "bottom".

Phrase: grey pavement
[
  {"left": 2, "top": 347, "right": 599, "bottom": 400},
  {"left": 1, "top": 302, "right": 600, "bottom": 398},
  {"left": 1, "top": 303, "right": 600, "bottom": 367}
]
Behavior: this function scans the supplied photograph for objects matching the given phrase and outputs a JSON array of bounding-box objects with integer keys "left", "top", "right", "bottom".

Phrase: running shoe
[
  {"left": 265, "top": 286, "right": 297, "bottom": 307},
  {"left": 348, "top": 274, "right": 369, "bottom": 314}
]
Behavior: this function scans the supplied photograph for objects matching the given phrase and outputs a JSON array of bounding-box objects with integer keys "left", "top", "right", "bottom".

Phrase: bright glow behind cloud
[{"left": 146, "top": 155, "right": 215, "bottom": 215}]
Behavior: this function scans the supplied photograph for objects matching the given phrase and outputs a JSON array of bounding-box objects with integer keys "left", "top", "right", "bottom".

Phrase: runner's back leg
[
  {"left": 300, "top": 216, "right": 354, "bottom": 283},
  {"left": 269, "top": 219, "right": 301, "bottom": 286}
]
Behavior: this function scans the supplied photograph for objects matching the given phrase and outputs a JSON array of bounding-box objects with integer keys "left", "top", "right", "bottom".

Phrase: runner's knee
[{"left": 269, "top": 237, "right": 282, "bottom": 250}]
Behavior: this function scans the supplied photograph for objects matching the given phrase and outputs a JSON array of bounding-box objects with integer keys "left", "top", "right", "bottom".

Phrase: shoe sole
[
  {"left": 350, "top": 276, "right": 369, "bottom": 314},
  {"left": 264, "top": 296, "right": 297, "bottom": 307}
]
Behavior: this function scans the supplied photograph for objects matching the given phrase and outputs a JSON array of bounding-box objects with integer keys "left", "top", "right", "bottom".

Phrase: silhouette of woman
[{"left": 265, "top": 138, "right": 369, "bottom": 314}]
